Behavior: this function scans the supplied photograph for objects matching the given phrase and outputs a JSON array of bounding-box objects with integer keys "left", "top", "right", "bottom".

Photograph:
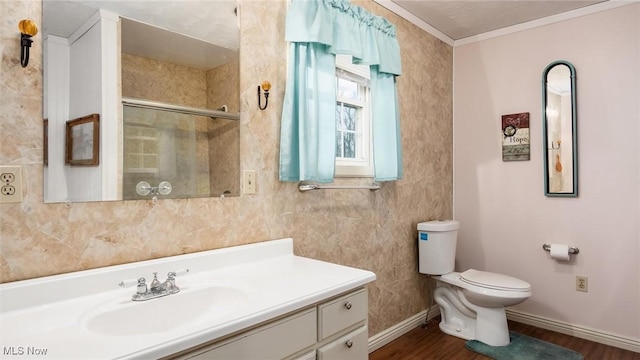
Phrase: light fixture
[
  {"left": 258, "top": 81, "right": 271, "bottom": 110},
  {"left": 19, "top": 19, "right": 38, "bottom": 68}
]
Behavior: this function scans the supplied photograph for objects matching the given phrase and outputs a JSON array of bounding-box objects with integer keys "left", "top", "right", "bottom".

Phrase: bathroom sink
[{"left": 83, "top": 284, "right": 249, "bottom": 336}]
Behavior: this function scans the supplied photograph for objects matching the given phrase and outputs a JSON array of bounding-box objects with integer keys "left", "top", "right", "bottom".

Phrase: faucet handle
[
  {"left": 167, "top": 268, "right": 190, "bottom": 279},
  {"left": 119, "top": 277, "right": 145, "bottom": 288},
  {"left": 120, "top": 277, "right": 148, "bottom": 296}
]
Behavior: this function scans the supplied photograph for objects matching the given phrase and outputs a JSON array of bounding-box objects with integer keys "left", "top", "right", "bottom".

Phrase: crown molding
[
  {"left": 372, "top": 0, "right": 455, "bottom": 46},
  {"left": 455, "top": 1, "right": 638, "bottom": 46},
  {"left": 373, "top": 0, "right": 638, "bottom": 48}
]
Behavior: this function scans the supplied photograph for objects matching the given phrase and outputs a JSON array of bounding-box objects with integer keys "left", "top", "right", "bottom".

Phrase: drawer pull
[
  {"left": 345, "top": 340, "right": 353, "bottom": 348},
  {"left": 344, "top": 301, "right": 352, "bottom": 310}
]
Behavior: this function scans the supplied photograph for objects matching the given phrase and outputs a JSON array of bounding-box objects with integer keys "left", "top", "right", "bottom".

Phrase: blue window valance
[
  {"left": 285, "top": 0, "right": 402, "bottom": 76},
  {"left": 280, "top": 0, "right": 403, "bottom": 183}
]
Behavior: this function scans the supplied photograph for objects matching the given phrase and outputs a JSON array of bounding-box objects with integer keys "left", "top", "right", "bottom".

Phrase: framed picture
[{"left": 66, "top": 114, "right": 100, "bottom": 166}]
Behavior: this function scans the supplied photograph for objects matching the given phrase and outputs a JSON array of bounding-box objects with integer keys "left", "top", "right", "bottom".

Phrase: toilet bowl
[
  {"left": 418, "top": 220, "right": 532, "bottom": 346},
  {"left": 434, "top": 270, "right": 531, "bottom": 346}
]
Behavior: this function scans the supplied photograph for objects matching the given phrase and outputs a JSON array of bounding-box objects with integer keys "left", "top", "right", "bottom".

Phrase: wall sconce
[
  {"left": 258, "top": 81, "right": 271, "bottom": 110},
  {"left": 19, "top": 19, "right": 38, "bottom": 68}
]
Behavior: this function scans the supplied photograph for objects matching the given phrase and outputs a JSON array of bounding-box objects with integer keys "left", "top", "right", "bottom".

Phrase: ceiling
[
  {"left": 43, "top": 0, "right": 613, "bottom": 69},
  {"left": 383, "top": 0, "right": 608, "bottom": 42},
  {"left": 43, "top": 0, "right": 238, "bottom": 70}
]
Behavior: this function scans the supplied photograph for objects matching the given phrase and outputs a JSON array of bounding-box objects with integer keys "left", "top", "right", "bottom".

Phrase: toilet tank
[{"left": 417, "top": 220, "right": 460, "bottom": 275}]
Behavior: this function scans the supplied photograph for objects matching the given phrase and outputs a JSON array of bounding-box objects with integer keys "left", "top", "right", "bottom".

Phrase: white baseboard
[
  {"left": 368, "top": 305, "right": 440, "bottom": 353},
  {"left": 368, "top": 307, "right": 640, "bottom": 354},
  {"left": 506, "top": 309, "right": 640, "bottom": 353}
]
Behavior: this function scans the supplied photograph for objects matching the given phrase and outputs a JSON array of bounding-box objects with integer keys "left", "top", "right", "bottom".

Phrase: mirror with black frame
[
  {"left": 542, "top": 60, "right": 577, "bottom": 197},
  {"left": 42, "top": 0, "right": 240, "bottom": 203}
]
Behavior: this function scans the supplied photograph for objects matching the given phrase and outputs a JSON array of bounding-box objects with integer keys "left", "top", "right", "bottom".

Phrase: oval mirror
[
  {"left": 42, "top": 0, "right": 240, "bottom": 203},
  {"left": 542, "top": 60, "right": 577, "bottom": 197}
]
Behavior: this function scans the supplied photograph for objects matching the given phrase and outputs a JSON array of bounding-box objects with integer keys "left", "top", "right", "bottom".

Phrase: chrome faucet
[{"left": 119, "top": 269, "right": 189, "bottom": 301}]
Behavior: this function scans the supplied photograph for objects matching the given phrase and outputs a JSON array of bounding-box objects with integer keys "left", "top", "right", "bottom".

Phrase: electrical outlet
[
  {"left": 0, "top": 172, "right": 15, "bottom": 183},
  {"left": 0, "top": 166, "right": 23, "bottom": 203},
  {"left": 243, "top": 170, "right": 256, "bottom": 194},
  {"left": 1, "top": 185, "right": 16, "bottom": 195},
  {"left": 576, "top": 276, "right": 588, "bottom": 292}
]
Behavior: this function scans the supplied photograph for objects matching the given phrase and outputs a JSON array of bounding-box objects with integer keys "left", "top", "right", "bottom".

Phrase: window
[
  {"left": 123, "top": 123, "right": 159, "bottom": 174},
  {"left": 335, "top": 55, "right": 373, "bottom": 177}
]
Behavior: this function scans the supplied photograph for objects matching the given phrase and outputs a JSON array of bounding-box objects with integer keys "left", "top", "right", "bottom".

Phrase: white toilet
[{"left": 418, "top": 220, "right": 532, "bottom": 346}]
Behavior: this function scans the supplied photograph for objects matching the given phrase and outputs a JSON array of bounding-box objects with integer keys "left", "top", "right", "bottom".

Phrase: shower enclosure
[{"left": 122, "top": 98, "right": 239, "bottom": 200}]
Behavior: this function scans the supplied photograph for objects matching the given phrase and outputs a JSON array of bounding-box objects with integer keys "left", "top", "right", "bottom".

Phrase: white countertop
[{"left": 0, "top": 238, "right": 376, "bottom": 359}]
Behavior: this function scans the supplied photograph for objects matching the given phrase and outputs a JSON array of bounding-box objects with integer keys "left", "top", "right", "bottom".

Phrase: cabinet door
[
  {"left": 317, "top": 326, "right": 368, "bottom": 360},
  {"left": 318, "top": 289, "right": 367, "bottom": 340},
  {"left": 186, "top": 308, "right": 317, "bottom": 359}
]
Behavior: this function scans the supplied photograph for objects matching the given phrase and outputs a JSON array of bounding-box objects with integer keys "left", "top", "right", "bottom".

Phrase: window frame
[{"left": 334, "top": 55, "right": 373, "bottom": 178}]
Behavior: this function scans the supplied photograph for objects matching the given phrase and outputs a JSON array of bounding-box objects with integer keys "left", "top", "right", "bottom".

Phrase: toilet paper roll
[{"left": 550, "top": 243, "right": 571, "bottom": 261}]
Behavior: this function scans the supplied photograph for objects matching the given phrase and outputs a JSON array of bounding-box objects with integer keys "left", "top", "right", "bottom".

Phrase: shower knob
[
  {"left": 158, "top": 181, "right": 172, "bottom": 195},
  {"left": 136, "top": 181, "right": 151, "bottom": 196}
]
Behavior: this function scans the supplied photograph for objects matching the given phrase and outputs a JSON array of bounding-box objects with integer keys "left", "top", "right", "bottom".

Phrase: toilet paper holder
[{"left": 542, "top": 244, "right": 580, "bottom": 254}]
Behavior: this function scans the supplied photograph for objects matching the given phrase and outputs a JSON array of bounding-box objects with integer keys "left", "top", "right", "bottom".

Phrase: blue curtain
[
  {"left": 371, "top": 67, "right": 403, "bottom": 181},
  {"left": 280, "top": 0, "right": 403, "bottom": 182},
  {"left": 279, "top": 42, "right": 337, "bottom": 182}
]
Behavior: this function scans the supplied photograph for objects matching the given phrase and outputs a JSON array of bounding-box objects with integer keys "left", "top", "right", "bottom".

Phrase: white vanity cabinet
[
  {"left": 172, "top": 288, "right": 369, "bottom": 360},
  {"left": 0, "top": 239, "right": 376, "bottom": 359}
]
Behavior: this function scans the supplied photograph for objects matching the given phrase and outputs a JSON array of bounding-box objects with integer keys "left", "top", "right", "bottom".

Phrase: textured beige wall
[
  {"left": 207, "top": 60, "right": 240, "bottom": 113},
  {"left": 122, "top": 53, "right": 207, "bottom": 108},
  {"left": 208, "top": 119, "right": 240, "bottom": 196},
  {"left": 0, "top": 0, "right": 452, "bottom": 335},
  {"left": 207, "top": 60, "right": 241, "bottom": 196}
]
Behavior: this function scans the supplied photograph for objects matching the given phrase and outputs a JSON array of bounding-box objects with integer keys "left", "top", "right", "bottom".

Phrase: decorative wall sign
[
  {"left": 501, "top": 112, "right": 530, "bottom": 161},
  {"left": 66, "top": 114, "right": 100, "bottom": 166}
]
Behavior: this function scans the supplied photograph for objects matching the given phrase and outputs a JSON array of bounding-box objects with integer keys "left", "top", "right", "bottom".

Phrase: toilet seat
[{"left": 460, "top": 269, "right": 531, "bottom": 292}]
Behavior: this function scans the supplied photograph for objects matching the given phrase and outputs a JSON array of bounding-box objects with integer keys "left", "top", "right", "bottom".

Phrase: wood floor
[{"left": 369, "top": 318, "right": 640, "bottom": 360}]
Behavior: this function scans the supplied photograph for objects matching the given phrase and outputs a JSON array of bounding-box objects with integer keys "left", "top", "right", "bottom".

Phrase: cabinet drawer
[
  {"left": 185, "top": 308, "right": 317, "bottom": 359},
  {"left": 317, "top": 326, "right": 368, "bottom": 360},
  {"left": 291, "top": 350, "right": 316, "bottom": 360},
  {"left": 318, "top": 289, "right": 367, "bottom": 340}
]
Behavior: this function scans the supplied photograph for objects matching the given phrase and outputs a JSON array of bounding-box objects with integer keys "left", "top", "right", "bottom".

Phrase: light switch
[{"left": 243, "top": 170, "right": 256, "bottom": 194}]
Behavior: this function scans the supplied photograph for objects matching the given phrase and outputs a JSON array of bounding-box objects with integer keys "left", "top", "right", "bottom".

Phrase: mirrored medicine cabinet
[
  {"left": 542, "top": 60, "right": 577, "bottom": 197},
  {"left": 42, "top": 0, "right": 240, "bottom": 203}
]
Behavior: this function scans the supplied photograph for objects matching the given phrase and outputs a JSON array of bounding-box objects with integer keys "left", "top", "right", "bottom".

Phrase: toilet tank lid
[
  {"left": 460, "top": 269, "right": 531, "bottom": 291},
  {"left": 417, "top": 220, "right": 460, "bottom": 231}
]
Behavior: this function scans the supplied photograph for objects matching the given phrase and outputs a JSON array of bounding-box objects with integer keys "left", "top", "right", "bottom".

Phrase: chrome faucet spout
[{"left": 150, "top": 272, "right": 163, "bottom": 292}]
